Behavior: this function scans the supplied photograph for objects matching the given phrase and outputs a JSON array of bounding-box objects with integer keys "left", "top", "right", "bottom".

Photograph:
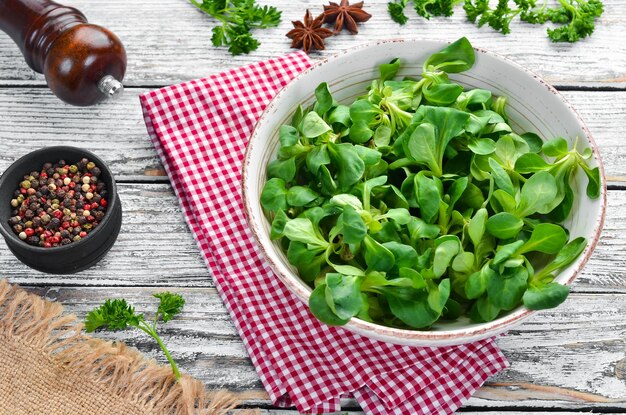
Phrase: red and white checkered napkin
[{"left": 140, "top": 52, "right": 509, "bottom": 415}]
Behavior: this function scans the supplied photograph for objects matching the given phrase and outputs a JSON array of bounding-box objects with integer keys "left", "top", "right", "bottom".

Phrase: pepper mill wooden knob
[{"left": 0, "top": 0, "right": 127, "bottom": 106}]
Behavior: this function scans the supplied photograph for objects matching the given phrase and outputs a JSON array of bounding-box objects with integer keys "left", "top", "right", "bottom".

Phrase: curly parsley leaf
[
  {"left": 154, "top": 292, "right": 186, "bottom": 323},
  {"left": 85, "top": 299, "right": 141, "bottom": 332},
  {"left": 390, "top": 0, "right": 603, "bottom": 42},
  {"left": 464, "top": 0, "right": 490, "bottom": 21},
  {"left": 388, "top": 0, "right": 410, "bottom": 24},
  {"left": 546, "top": 0, "right": 604, "bottom": 42},
  {"left": 389, "top": 0, "right": 462, "bottom": 21},
  {"left": 465, "top": 0, "right": 532, "bottom": 34},
  {"left": 520, "top": 0, "right": 603, "bottom": 41},
  {"left": 415, "top": 0, "right": 463, "bottom": 18},
  {"left": 191, "top": 0, "right": 281, "bottom": 55}
]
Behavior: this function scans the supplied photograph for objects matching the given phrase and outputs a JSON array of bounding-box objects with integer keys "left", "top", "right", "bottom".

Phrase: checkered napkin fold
[{"left": 140, "top": 52, "right": 509, "bottom": 415}]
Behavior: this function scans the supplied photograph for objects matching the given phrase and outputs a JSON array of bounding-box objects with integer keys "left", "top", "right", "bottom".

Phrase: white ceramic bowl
[{"left": 242, "top": 39, "right": 607, "bottom": 346}]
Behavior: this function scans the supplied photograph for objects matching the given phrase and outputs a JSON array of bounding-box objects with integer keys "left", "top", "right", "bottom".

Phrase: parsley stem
[{"left": 137, "top": 322, "right": 181, "bottom": 381}]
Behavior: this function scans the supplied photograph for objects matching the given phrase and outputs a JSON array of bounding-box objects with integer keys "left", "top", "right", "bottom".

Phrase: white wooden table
[{"left": 1, "top": 1, "right": 625, "bottom": 413}]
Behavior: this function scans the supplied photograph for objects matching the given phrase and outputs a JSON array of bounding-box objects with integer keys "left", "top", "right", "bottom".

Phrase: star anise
[
  {"left": 323, "top": 0, "right": 372, "bottom": 34},
  {"left": 287, "top": 10, "right": 334, "bottom": 53}
]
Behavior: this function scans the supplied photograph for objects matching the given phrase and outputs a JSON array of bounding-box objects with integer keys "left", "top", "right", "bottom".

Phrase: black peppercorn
[{"left": 9, "top": 158, "right": 108, "bottom": 248}]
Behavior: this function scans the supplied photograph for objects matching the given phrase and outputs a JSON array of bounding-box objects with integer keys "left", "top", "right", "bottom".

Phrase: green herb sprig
[
  {"left": 521, "top": 0, "right": 604, "bottom": 42},
  {"left": 260, "top": 37, "right": 600, "bottom": 329},
  {"left": 85, "top": 292, "right": 186, "bottom": 380},
  {"left": 388, "top": 0, "right": 462, "bottom": 23},
  {"left": 388, "top": 0, "right": 603, "bottom": 42},
  {"left": 191, "top": 0, "right": 281, "bottom": 55}
]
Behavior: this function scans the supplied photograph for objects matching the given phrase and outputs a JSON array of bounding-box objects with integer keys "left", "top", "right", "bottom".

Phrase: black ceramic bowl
[{"left": 0, "top": 147, "right": 122, "bottom": 274}]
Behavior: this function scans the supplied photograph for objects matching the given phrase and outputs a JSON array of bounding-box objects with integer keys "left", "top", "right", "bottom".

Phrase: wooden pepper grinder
[{"left": 0, "top": 0, "right": 127, "bottom": 106}]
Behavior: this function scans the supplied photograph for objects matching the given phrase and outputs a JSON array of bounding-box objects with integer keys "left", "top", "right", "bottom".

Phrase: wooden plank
[
  {"left": 1, "top": 184, "right": 210, "bottom": 287},
  {"left": 1, "top": 183, "right": 625, "bottom": 292},
  {"left": 19, "top": 286, "right": 626, "bottom": 410},
  {"left": 0, "top": 88, "right": 163, "bottom": 182},
  {"left": 0, "top": 0, "right": 624, "bottom": 87},
  {"left": 576, "top": 189, "right": 626, "bottom": 293},
  {"left": 0, "top": 88, "right": 625, "bottom": 182}
]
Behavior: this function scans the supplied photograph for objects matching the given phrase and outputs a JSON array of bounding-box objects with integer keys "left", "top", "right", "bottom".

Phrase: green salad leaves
[{"left": 260, "top": 37, "right": 599, "bottom": 329}]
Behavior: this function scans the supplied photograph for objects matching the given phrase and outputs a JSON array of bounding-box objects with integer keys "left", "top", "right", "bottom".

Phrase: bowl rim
[
  {"left": 0, "top": 145, "right": 119, "bottom": 253},
  {"left": 242, "top": 38, "right": 607, "bottom": 343}
]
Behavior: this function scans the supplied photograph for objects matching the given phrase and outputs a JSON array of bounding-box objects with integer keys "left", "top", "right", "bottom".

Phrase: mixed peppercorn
[{"left": 8, "top": 158, "right": 108, "bottom": 248}]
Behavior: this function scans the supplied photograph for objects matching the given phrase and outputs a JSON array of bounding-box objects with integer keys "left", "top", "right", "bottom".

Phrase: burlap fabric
[{"left": 0, "top": 279, "right": 242, "bottom": 415}]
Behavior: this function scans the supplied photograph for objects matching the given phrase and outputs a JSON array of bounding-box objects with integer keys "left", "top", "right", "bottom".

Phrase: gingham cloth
[{"left": 140, "top": 52, "right": 509, "bottom": 415}]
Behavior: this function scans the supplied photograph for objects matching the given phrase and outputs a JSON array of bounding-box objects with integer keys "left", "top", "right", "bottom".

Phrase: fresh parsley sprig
[
  {"left": 388, "top": 0, "right": 462, "bottom": 23},
  {"left": 191, "top": 0, "right": 281, "bottom": 55},
  {"left": 464, "top": 0, "right": 528, "bottom": 35},
  {"left": 85, "top": 292, "right": 186, "bottom": 380},
  {"left": 388, "top": 0, "right": 604, "bottom": 42},
  {"left": 523, "top": 0, "right": 604, "bottom": 42},
  {"left": 388, "top": 0, "right": 410, "bottom": 24}
]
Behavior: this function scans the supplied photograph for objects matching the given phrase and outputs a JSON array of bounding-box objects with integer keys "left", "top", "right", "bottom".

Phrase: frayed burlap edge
[{"left": 0, "top": 279, "right": 256, "bottom": 415}]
